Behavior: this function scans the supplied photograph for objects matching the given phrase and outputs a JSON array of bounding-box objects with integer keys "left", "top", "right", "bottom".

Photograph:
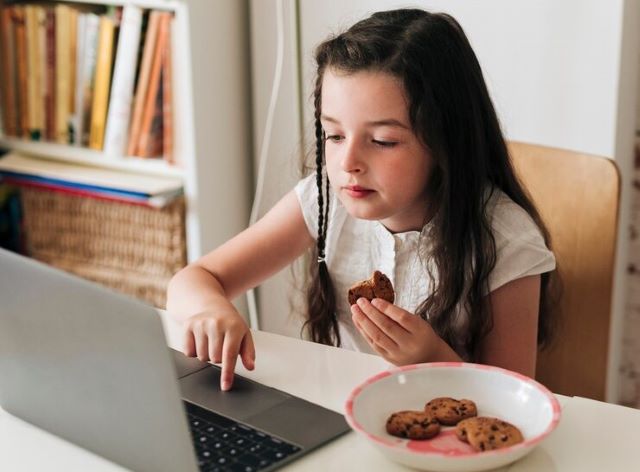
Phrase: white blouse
[{"left": 294, "top": 174, "right": 556, "bottom": 360}]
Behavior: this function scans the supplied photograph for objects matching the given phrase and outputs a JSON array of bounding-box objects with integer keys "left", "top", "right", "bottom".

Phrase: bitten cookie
[
  {"left": 348, "top": 270, "right": 395, "bottom": 306},
  {"left": 455, "top": 417, "right": 524, "bottom": 451},
  {"left": 425, "top": 397, "right": 478, "bottom": 425},
  {"left": 386, "top": 410, "right": 440, "bottom": 440}
]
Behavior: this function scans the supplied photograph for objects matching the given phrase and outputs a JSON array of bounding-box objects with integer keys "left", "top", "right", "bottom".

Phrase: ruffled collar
[{"left": 372, "top": 218, "right": 434, "bottom": 245}]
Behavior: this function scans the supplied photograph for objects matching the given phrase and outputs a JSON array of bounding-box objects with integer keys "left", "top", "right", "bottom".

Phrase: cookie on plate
[
  {"left": 348, "top": 270, "right": 395, "bottom": 306},
  {"left": 386, "top": 410, "right": 440, "bottom": 440},
  {"left": 455, "top": 416, "right": 524, "bottom": 451},
  {"left": 425, "top": 397, "right": 478, "bottom": 425}
]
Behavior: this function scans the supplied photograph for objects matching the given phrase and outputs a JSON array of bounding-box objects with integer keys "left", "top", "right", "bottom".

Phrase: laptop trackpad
[
  {"left": 169, "top": 348, "right": 211, "bottom": 379},
  {"left": 247, "top": 398, "right": 350, "bottom": 448},
  {"left": 179, "top": 366, "right": 290, "bottom": 421}
]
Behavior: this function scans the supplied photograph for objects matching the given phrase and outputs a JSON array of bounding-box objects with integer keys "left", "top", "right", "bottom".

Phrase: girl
[{"left": 166, "top": 8, "right": 556, "bottom": 391}]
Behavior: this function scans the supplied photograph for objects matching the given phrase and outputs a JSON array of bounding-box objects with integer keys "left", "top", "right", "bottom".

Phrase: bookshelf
[
  {"left": 0, "top": 137, "right": 185, "bottom": 177},
  {"left": 0, "top": 0, "right": 252, "bottom": 262}
]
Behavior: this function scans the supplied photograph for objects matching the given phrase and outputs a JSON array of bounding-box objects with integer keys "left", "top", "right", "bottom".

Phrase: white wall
[
  {"left": 298, "top": 0, "right": 624, "bottom": 158},
  {"left": 186, "top": 0, "right": 253, "bottom": 259},
  {"left": 249, "top": 0, "right": 307, "bottom": 337},
  {"left": 250, "top": 0, "right": 639, "bottom": 401}
]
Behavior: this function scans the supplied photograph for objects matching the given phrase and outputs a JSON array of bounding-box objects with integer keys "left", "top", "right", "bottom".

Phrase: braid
[
  {"left": 301, "top": 73, "right": 340, "bottom": 346},
  {"left": 324, "top": 170, "right": 330, "bottom": 249},
  {"left": 312, "top": 78, "right": 333, "bottom": 264},
  {"left": 314, "top": 92, "right": 326, "bottom": 260}
]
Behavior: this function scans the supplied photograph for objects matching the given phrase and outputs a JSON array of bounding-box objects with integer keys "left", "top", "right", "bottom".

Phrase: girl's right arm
[{"left": 166, "top": 189, "right": 314, "bottom": 390}]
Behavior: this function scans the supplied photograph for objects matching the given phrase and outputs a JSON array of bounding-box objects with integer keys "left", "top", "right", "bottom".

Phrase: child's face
[{"left": 321, "top": 68, "right": 435, "bottom": 233}]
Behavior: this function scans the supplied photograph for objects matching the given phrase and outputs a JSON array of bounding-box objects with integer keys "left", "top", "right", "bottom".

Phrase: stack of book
[
  {"left": 0, "top": 152, "right": 182, "bottom": 207},
  {"left": 0, "top": 182, "right": 22, "bottom": 252},
  {"left": 0, "top": 2, "right": 175, "bottom": 164}
]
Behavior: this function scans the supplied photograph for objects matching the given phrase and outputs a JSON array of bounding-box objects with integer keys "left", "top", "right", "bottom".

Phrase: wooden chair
[{"left": 508, "top": 141, "right": 620, "bottom": 401}]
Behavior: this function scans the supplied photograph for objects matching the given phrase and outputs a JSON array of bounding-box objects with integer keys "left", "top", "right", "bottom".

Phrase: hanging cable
[{"left": 246, "top": 0, "right": 285, "bottom": 330}]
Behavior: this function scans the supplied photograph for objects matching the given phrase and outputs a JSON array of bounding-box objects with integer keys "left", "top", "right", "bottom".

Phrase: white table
[{"left": 1, "top": 310, "right": 640, "bottom": 471}]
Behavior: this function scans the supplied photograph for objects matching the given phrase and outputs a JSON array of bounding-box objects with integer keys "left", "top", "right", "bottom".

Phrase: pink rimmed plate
[{"left": 344, "top": 362, "right": 561, "bottom": 472}]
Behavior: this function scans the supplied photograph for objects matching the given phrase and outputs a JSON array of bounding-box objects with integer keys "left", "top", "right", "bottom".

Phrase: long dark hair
[{"left": 302, "top": 8, "right": 556, "bottom": 360}]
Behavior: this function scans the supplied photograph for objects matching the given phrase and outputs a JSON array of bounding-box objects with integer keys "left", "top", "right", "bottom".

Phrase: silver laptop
[{"left": 0, "top": 249, "right": 349, "bottom": 471}]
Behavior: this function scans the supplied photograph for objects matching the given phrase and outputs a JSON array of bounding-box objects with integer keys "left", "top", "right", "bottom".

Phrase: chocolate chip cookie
[
  {"left": 455, "top": 416, "right": 524, "bottom": 451},
  {"left": 386, "top": 410, "right": 441, "bottom": 440},
  {"left": 348, "top": 270, "right": 395, "bottom": 305},
  {"left": 425, "top": 397, "right": 478, "bottom": 425}
]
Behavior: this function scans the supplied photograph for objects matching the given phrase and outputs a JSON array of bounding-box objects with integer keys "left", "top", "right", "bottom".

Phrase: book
[
  {"left": 103, "top": 4, "right": 142, "bottom": 157},
  {"left": 2, "top": 175, "right": 174, "bottom": 208},
  {"left": 126, "top": 10, "right": 160, "bottom": 156},
  {"left": 162, "top": 15, "right": 174, "bottom": 164},
  {"left": 77, "top": 13, "right": 100, "bottom": 146},
  {"left": 136, "top": 12, "right": 169, "bottom": 157},
  {"left": 71, "top": 12, "right": 87, "bottom": 145},
  {"left": 25, "top": 5, "right": 42, "bottom": 140},
  {"left": 67, "top": 7, "right": 78, "bottom": 142},
  {"left": 88, "top": 14, "right": 115, "bottom": 150},
  {"left": 35, "top": 6, "right": 47, "bottom": 140},
  {"left": 145, "top": 67, "right": 164, "bottom": 158},
  {"left": 54, "top": 4, "right": 72, "bottom": 144},
  {"left": 44, "top": 6, "right": 55, "bottom": 141},
  {"left": 0, "top": 152, "right": 183, "bottom": 206},
  {"left": 0, "top": 6, "right": 17, "bottom": 137},
  {"left": 13, "top": 6, "right": 28, "bottom": 138}
]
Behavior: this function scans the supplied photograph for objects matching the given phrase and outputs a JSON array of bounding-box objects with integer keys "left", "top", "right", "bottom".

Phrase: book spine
[
  {"left": 0, "top": 7, "right": 17, "bottom": 137},
  {"left": 67, "top": 7, "right": 78, "bottom": 143},
  {"left": 135, "top": 12, "right": 169, "bottom": 157},
  {"left": 79, "top": 13, "right": 100, "bottom": 147},
  {"left": 88, "top": 15, "right": 115, "bottom": 150},
  {"left": 35, "top": 6, "right": 47, "bottom": 139},
  {"left": 0, "top": 8, "right": 7, "bottom": 135},
  {"left": 126, "top": 10, "right": 160, "bottom": 156},
  {"left": 13, "top": 6, "right": 29, "bottom": 138},
  {"left": 102, "top": 4, "right": 142, "bottom": 157},
  {"left": 0, "top": 152, "right": 182, "bottom": 196},
  {"left": 71, "top": 13, "right": 86, "bottom": 145},
  {"left": 25, "top": 5, "right": 41, "bottom": 140},
  {"left": 44, "top": 7, "right": 56, "bottom": 141},
  {"left": 2, "top": 177, "right": 154, "bottom": 207},
  {"left": 54, "top": 4, "right": 71, "bottom": 144},
  {"left": 162, "top": 15, "right": 173, "bottom": 164},
  {"left": 145, "top": 66, "right": 164, "bottom": 158}
]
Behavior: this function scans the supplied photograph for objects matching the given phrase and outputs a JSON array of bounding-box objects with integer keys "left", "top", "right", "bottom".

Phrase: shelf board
[
  {"left": 0, "top": 138, "right": 185, "bottom": 179},
  {"left": 63, "top": 0, "right": 184, "bottom": 10}
]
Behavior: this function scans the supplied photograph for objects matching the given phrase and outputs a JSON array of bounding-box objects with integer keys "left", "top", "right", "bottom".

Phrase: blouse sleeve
[
  {"left": 294, "top": 173, "right": 319, "bottom": 239},
  {"left": 487, "top": 194, "right": 556, "bottom": 293}
]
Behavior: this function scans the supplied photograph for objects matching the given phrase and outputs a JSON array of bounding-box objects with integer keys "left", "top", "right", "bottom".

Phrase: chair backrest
[{"left": 508, "top": 141, "right": 620, "bottom": 401}]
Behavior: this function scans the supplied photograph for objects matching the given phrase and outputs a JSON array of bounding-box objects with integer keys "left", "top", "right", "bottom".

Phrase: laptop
[{"left": 0, "top": 249, "right": 350, "bottom": 472}]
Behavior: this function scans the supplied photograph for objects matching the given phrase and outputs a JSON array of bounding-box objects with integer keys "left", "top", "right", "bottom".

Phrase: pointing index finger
[{"left": 220, "top": 331, "right": 242, "bottom": 391}]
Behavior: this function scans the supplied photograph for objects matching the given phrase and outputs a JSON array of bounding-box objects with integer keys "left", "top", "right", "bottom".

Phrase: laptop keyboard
[{"left": 185, "top": 401, "right": 302, "bottom": 472}]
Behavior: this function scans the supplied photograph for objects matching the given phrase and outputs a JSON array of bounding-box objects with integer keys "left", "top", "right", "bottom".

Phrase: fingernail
[
  {"left": 357, "top": 297, "right": 366, "bottom": 306},
  {"left": 221, "top": 380, "right": 230, "bottom": 391}
]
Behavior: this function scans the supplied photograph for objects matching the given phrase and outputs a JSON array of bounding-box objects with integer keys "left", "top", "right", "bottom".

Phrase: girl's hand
[
  {"left": 351, "top": 297, "right": 453, "bottom": 365},
  {"left": 182, "top": 310, "right": 255, "bottom": 391}
]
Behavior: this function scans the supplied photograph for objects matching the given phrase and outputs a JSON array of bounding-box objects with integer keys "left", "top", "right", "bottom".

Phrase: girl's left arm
[{"left": 478, "top": 274, "right": 541, "bottom": 378}]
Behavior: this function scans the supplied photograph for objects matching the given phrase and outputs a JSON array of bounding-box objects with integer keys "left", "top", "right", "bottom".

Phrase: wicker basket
[{"left": 19, "top": 187, "right": 187, "bottom": 308}]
